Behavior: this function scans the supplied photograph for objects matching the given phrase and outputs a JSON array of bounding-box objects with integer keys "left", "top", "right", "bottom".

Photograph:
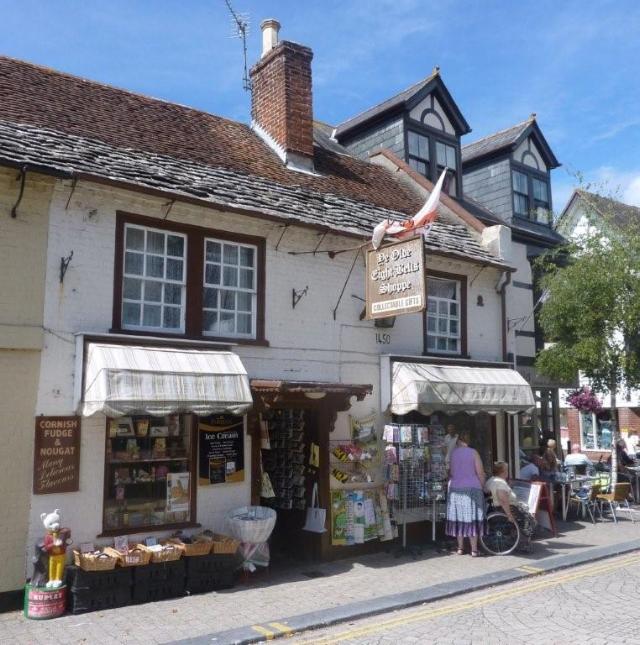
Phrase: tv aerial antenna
[{"left": 224, "top": 0, "right": 251, "bottom": 91}]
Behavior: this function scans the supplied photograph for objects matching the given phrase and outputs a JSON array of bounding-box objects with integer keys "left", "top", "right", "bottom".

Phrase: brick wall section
[
  {"left": 250, "top": 41, "right": 314, "bottom": 160},
  {"left": 565, "top": 407, "right": 640, "bottom": 461}
]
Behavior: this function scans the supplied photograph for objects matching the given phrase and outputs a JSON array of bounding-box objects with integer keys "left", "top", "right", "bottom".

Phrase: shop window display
[{"left": 104, "top": 414, "right": 194, "bottom": 532}]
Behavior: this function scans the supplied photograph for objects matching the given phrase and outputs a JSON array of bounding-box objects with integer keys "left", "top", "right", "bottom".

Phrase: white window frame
[
  {"left": 202, "top": 237, "right": 258, "bottom": 339},
  {"left": 426, "top": 277, "right": 461, "bottom": 355},
  {"left": 579, "top": 411, "right": 613, "bottom": 451},
  {"left": 121, "top": 223, "right": 187, "bottom": 334}
]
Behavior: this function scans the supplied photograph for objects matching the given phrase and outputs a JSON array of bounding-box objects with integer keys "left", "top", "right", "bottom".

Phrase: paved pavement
[
  {"left": 291, "top": 552, "right": 640, "bottom": 644},
  {"left": 1, "top": 515, "right": 639, "bottom": 645}
]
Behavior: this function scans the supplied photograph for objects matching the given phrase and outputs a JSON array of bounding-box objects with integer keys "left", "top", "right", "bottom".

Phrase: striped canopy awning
[
  {"left": 81, "top": 343, "right": 253, "bottom": 417},
  {"left": 390, "top": 362, "right": 535, "bottom": 416}
]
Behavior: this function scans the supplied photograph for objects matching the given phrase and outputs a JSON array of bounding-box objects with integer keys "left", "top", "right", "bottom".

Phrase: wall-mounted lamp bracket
[
  {"left": 292, "top": 285, "right": 309, "bottom": 309},
  {"left": 60, "top": 251, "right": 74, "bottom": 284},
  {"left": 11, "top": 165, "right": 28, "bottom": 218}
]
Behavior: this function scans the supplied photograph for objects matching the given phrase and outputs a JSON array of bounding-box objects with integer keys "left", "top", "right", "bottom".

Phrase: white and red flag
[{"left": 371, "top": 167, "right": 447, "bottom": 250}]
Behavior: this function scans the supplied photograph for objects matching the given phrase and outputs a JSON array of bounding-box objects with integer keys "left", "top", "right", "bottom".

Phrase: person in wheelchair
[{"left": 484, "top": 461, "right": 536, "bottom": 553}]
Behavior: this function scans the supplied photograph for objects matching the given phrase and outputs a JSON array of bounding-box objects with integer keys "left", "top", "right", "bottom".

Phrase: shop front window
[
  {"left": 580, "top": 411, "right": 613, "bottom": 451},
  {"left": 104, "top": 414, "right": 194, "bottom": 533}
]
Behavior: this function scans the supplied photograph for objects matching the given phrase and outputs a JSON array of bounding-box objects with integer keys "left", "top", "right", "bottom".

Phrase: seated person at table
[
  {"left": 485, "top": 461, "right": 536, "bottom": 551},
  {"left": 519, "top": 459, "right": 539, "bottom": 481},
  {"left": 539, "top": 439, "right": 560, "bottom": 481},
  {"left": 564, "top": 446, "right": 593, "bottom": 467},
  {"left": 612, "top": 438, "right": 635, "bottom": 484}
]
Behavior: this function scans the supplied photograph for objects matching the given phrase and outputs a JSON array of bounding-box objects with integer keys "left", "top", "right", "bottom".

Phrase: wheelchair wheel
[{"left": 480, "top": 511, "right": 521, "bottom": 555}]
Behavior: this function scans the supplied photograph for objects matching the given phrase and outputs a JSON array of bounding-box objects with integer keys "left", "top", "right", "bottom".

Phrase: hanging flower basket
[{"left": 566, "top": 386, "right": 603, "bottom": 414}]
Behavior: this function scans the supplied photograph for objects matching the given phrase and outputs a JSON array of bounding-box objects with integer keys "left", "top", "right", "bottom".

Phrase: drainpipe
[{"left": 498, "top": 271, "right": 511, "bottom": 363}]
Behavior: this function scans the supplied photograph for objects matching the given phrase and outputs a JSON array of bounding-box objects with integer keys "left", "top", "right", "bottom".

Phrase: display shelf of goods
[
  {"left": 105, "top": 414, "right": 193, "bottom": 532},
  {"left": 261, "top": 408, "right": 307, "bottom": 510},
  {"left": 72, "top": 549, "right": 117, "bottom": 572}
]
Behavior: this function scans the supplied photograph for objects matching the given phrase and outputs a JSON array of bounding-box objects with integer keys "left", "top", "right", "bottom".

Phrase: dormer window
[
  {"left": 512, "top": 168, "right": 551, "bottom": 224},
  {"left": 407, "top": 128, "right": 459, "bottom": 197},
  {"left": 436, "top": 142, "right": 457, "bottom": 196},
  {"left": 513, "top": 170, "right": 529, "bottom": 217},
  {"left": 408, "top": 131, "right": 430, "bottom": 177},
  {"left": 532, "top": 178, "right": 549, "bottom": 210}
]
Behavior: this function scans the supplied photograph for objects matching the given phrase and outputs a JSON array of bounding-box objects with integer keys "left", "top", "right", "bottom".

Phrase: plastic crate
[
  {"left": 184, "top": 569, "right": 237, "bottom": 594},
  {"left": 131, "top": 578, "right": 185, "bottom": 604},
  {"left": 184, "top": 553, "right": 240, "bottom": 575},
  {"left": 132, "top": 559, "right": 185, "bottom": 586},
  {"left": 66, "top": 565, "right": 132, "bottom": 591},
  {"left": 184, "top": 554, "right": 239, "bottom": 594},
  {"left": 68, "top": 586, "right": 131, "bottom": 614}
]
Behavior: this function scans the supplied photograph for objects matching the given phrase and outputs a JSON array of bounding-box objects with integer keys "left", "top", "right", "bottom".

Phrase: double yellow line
[{"left": 301, "top": 554, "right": 639, "bottom": 644}]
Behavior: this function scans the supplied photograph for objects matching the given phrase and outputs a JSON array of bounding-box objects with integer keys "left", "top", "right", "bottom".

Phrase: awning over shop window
[
  {"left": 81, "top": 343, "right": 253, "bottom": 417},
  {"left": 390, "top": 362, "right": 535, "bottom": 416}
]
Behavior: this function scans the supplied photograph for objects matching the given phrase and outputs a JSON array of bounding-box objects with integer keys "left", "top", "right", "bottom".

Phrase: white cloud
[{"left": 624, "top": 176, "right": 640, "bottom": 206}]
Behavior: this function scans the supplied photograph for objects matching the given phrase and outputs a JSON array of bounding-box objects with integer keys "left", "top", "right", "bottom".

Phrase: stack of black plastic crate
[
  {"left": 184, "top": 553, "right": 240, "bottom": 594},
  {"left": 66, "top": 565, "right": 132, "bottom": 614},
  {"left": 132, "top": 560, "right": 186, "bottom": 603}
]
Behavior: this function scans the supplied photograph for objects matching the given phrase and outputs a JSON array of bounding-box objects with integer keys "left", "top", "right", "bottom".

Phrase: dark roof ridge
[
  {"left": 0, "top": 54, "right": 246, "bottom": 129},
  {"left": 334, "top": 72, "right": 437, "bottom": 133},
  {"left": 461, "top": 117, "right": 531, "bottom": 151}
]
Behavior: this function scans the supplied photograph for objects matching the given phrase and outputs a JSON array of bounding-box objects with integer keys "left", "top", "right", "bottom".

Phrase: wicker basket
[
  {"left": 104, "top": 545, "right": 152, "bottom": 567},
  {"left": 73, "top": 549, "right": 117, "bottom": 571},
  {"left": 166, "top": 537, "right": 211, "bottom": 557},
  {"left": 149, "top": 543, "right": 183, "bottom": 563},
  {"left": 211, "top": 534, "right": 239, "bottom": 555}
]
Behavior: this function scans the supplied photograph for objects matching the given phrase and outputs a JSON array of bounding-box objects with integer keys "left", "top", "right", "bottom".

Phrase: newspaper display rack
[{"left": 383, "top": 422, "right": 448, "bottom": 549}]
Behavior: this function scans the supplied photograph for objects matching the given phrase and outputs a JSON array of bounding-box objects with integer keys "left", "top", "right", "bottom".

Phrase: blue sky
[{"left": 2, "top": 0, "right": 639, "bottom": 212}]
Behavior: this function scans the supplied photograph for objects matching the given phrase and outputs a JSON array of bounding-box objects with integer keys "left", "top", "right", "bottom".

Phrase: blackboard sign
[
  {"left": 33, "top": 416, "right": 81, "bottom": 494},
  {"left": 198, "top": 415, "right": 244, "bottom": 485}
]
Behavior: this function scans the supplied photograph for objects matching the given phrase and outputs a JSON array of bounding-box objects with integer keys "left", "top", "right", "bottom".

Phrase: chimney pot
[{"left": 261, "top": 18, "right": 281, "bottom": 57}]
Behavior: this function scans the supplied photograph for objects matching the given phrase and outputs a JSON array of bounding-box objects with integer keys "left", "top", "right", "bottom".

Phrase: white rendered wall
[{"left": 26, "top": 176, "right": 507, "bottom": 572}]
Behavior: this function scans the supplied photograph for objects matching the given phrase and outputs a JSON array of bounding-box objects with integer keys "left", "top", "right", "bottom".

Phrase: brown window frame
[
  {"left": 423, "top": 270, "right": 468, "bottom": 357},
  {"left": 112, "top": 212, "right": 268, "bottom": 345}
]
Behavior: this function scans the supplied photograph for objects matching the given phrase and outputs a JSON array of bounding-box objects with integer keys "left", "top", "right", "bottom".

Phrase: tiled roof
[
  {"left": 461, "top": 119, "right": 531, "bottom": 164},
  {"left": 0, "top": 56, "right": 421, "bottom": 217},
  {"left": 0, "top": 56, "right": 508, "bottom": 268},
  {"left": 462, "top": 116, "right": 560, "bottom": 169},
  {"left": 571, "top": 189, "right": 640, "bottom": 229},
  {"left": 334, "top": 73, "right": 437, "bottom": 138}
]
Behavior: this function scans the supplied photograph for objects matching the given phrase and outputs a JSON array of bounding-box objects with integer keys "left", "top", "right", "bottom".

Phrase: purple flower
[{"left": 567, "top": 386, "right": 603, "bottom": 413}]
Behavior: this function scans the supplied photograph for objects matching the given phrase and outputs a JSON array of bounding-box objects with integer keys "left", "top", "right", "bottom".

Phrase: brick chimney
[{"left": 250, "top": 19, "right": 315, "bottom": 172}]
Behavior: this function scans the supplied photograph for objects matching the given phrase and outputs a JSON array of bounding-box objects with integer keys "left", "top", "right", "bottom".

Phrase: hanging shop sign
[
  {"left": 365, "top": 236, "right": 425, "bottom": 319},
  {"left": 198, "top": 415, "right": 245, "bottom": 485},
  {"left": 33, "top": 416, "right": 81, "bottom": 495}
]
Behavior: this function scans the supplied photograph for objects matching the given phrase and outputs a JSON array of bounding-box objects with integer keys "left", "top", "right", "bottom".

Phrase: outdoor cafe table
[{"left": 555, "top": 475, "right": 595, "bottom": 521}]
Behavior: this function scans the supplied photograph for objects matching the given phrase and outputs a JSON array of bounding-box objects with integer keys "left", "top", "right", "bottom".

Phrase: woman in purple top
[{"left": 446, "top": 430, "right": 486, "bottom": 556}]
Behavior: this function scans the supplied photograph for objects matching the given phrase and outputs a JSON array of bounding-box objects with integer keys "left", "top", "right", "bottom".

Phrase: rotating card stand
[{"left": 384, "top": 424, "right": 447, "bottom": 558}]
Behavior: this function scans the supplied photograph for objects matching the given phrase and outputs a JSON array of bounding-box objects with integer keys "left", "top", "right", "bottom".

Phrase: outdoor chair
[
  {"left": 568, "top": 482, "right": 597, "bottom": 524},
  {"left": 595, "top": 482, "right": 634, "bottom": 523}
]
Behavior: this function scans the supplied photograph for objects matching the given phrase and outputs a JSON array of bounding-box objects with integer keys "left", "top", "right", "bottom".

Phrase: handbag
[{"left": 302, "top": 483, "right": 326, "bottom": 533}]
